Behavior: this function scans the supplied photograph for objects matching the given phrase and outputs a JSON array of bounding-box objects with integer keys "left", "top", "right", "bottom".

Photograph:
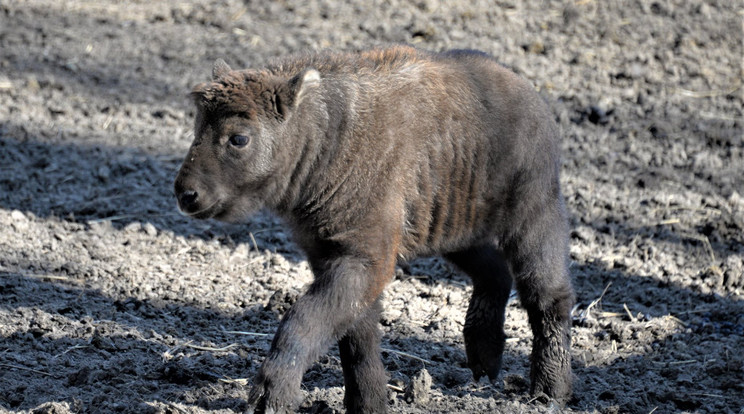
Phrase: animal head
[{"left": 174, "top": 59, "right": 320, "bottom": 221}]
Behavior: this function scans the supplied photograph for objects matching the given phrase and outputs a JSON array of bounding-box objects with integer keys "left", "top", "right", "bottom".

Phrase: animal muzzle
[
  {"left": 174, "top": 173, "right": 208, "bottom": 217},
  {"left": 177, "top": 189, "right": 199, "bottom": 213}
]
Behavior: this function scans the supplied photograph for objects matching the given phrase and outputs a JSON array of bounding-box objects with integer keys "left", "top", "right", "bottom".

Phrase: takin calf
[{"left": 174, "top": 45, "right": 574, "bottom": 413}]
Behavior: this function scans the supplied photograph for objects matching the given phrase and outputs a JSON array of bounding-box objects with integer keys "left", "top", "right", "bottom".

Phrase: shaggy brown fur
[{"left": 175, "top": 45, "right": 574, "bottom": 413}]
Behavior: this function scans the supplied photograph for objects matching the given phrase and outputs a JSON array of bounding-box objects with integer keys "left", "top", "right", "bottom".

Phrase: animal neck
[{"left": 270, "top": 96, "right": 336, "bottom": 218}]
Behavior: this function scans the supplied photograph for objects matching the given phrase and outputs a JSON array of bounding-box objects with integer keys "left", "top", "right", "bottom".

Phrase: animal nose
[{"left": 178, "top": 190, "right": 199, "bottom": 208}]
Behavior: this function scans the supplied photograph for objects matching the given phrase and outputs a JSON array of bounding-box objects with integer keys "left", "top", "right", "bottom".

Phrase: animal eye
[{"left": 228, "top": 135, "right": 249, "bottom": 148}]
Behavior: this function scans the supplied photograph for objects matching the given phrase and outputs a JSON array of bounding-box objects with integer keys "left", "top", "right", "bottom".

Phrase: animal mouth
[{"left": 179, "top": 199, "right": 222, "bottom": 219}]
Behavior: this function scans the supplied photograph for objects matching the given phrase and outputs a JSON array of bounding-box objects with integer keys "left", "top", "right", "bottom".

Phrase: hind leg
[
  {"left": 446, "top": 245, "right": 513, "bottom": 383},
  {"left": 502, "top": 201, "right": 574, "bottom": 403}
]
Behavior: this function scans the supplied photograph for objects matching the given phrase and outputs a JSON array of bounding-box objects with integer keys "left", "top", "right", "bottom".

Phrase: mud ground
[{"left": 1, "top": 1, "right": 743, "bottom": 413}]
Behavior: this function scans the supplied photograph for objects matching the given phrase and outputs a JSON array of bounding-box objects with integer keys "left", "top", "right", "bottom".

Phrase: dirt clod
[{"left": 404, "top": 368, "right": 433, "bottom": 406}]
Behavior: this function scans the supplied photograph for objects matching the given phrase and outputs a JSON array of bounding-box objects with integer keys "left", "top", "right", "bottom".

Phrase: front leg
[
  {"left": 248, "top": 255, "right": 391, "bottom": 413},
  {"left": 338, "top": 299, "right": 388, "bottom": 413}
]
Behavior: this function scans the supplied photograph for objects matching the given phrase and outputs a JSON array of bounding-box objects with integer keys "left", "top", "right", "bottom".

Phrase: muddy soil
[{"left": 1, "top": 1, "right": 743, "bottom": 413}]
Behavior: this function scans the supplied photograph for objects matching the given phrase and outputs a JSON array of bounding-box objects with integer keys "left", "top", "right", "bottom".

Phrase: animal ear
[
  {"left": 292, "top": 68, "right": 321, "bottom": 105},
  {"left": 190, "top": 83, "right": 206, "bottom": 105},
  {"left": 276, "top": 68, "right": 320, "bottom": 118},
  {"left": 212, "top": 59, "right": 232, "bottom": 80},
  {"left": 190, "top": 82, "right": 210, "bottom": 106}
]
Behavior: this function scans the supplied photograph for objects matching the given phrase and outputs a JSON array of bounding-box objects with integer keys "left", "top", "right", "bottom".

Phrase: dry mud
[{"left": 1, "top": 1, "right": 743, "bottom": 413}]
